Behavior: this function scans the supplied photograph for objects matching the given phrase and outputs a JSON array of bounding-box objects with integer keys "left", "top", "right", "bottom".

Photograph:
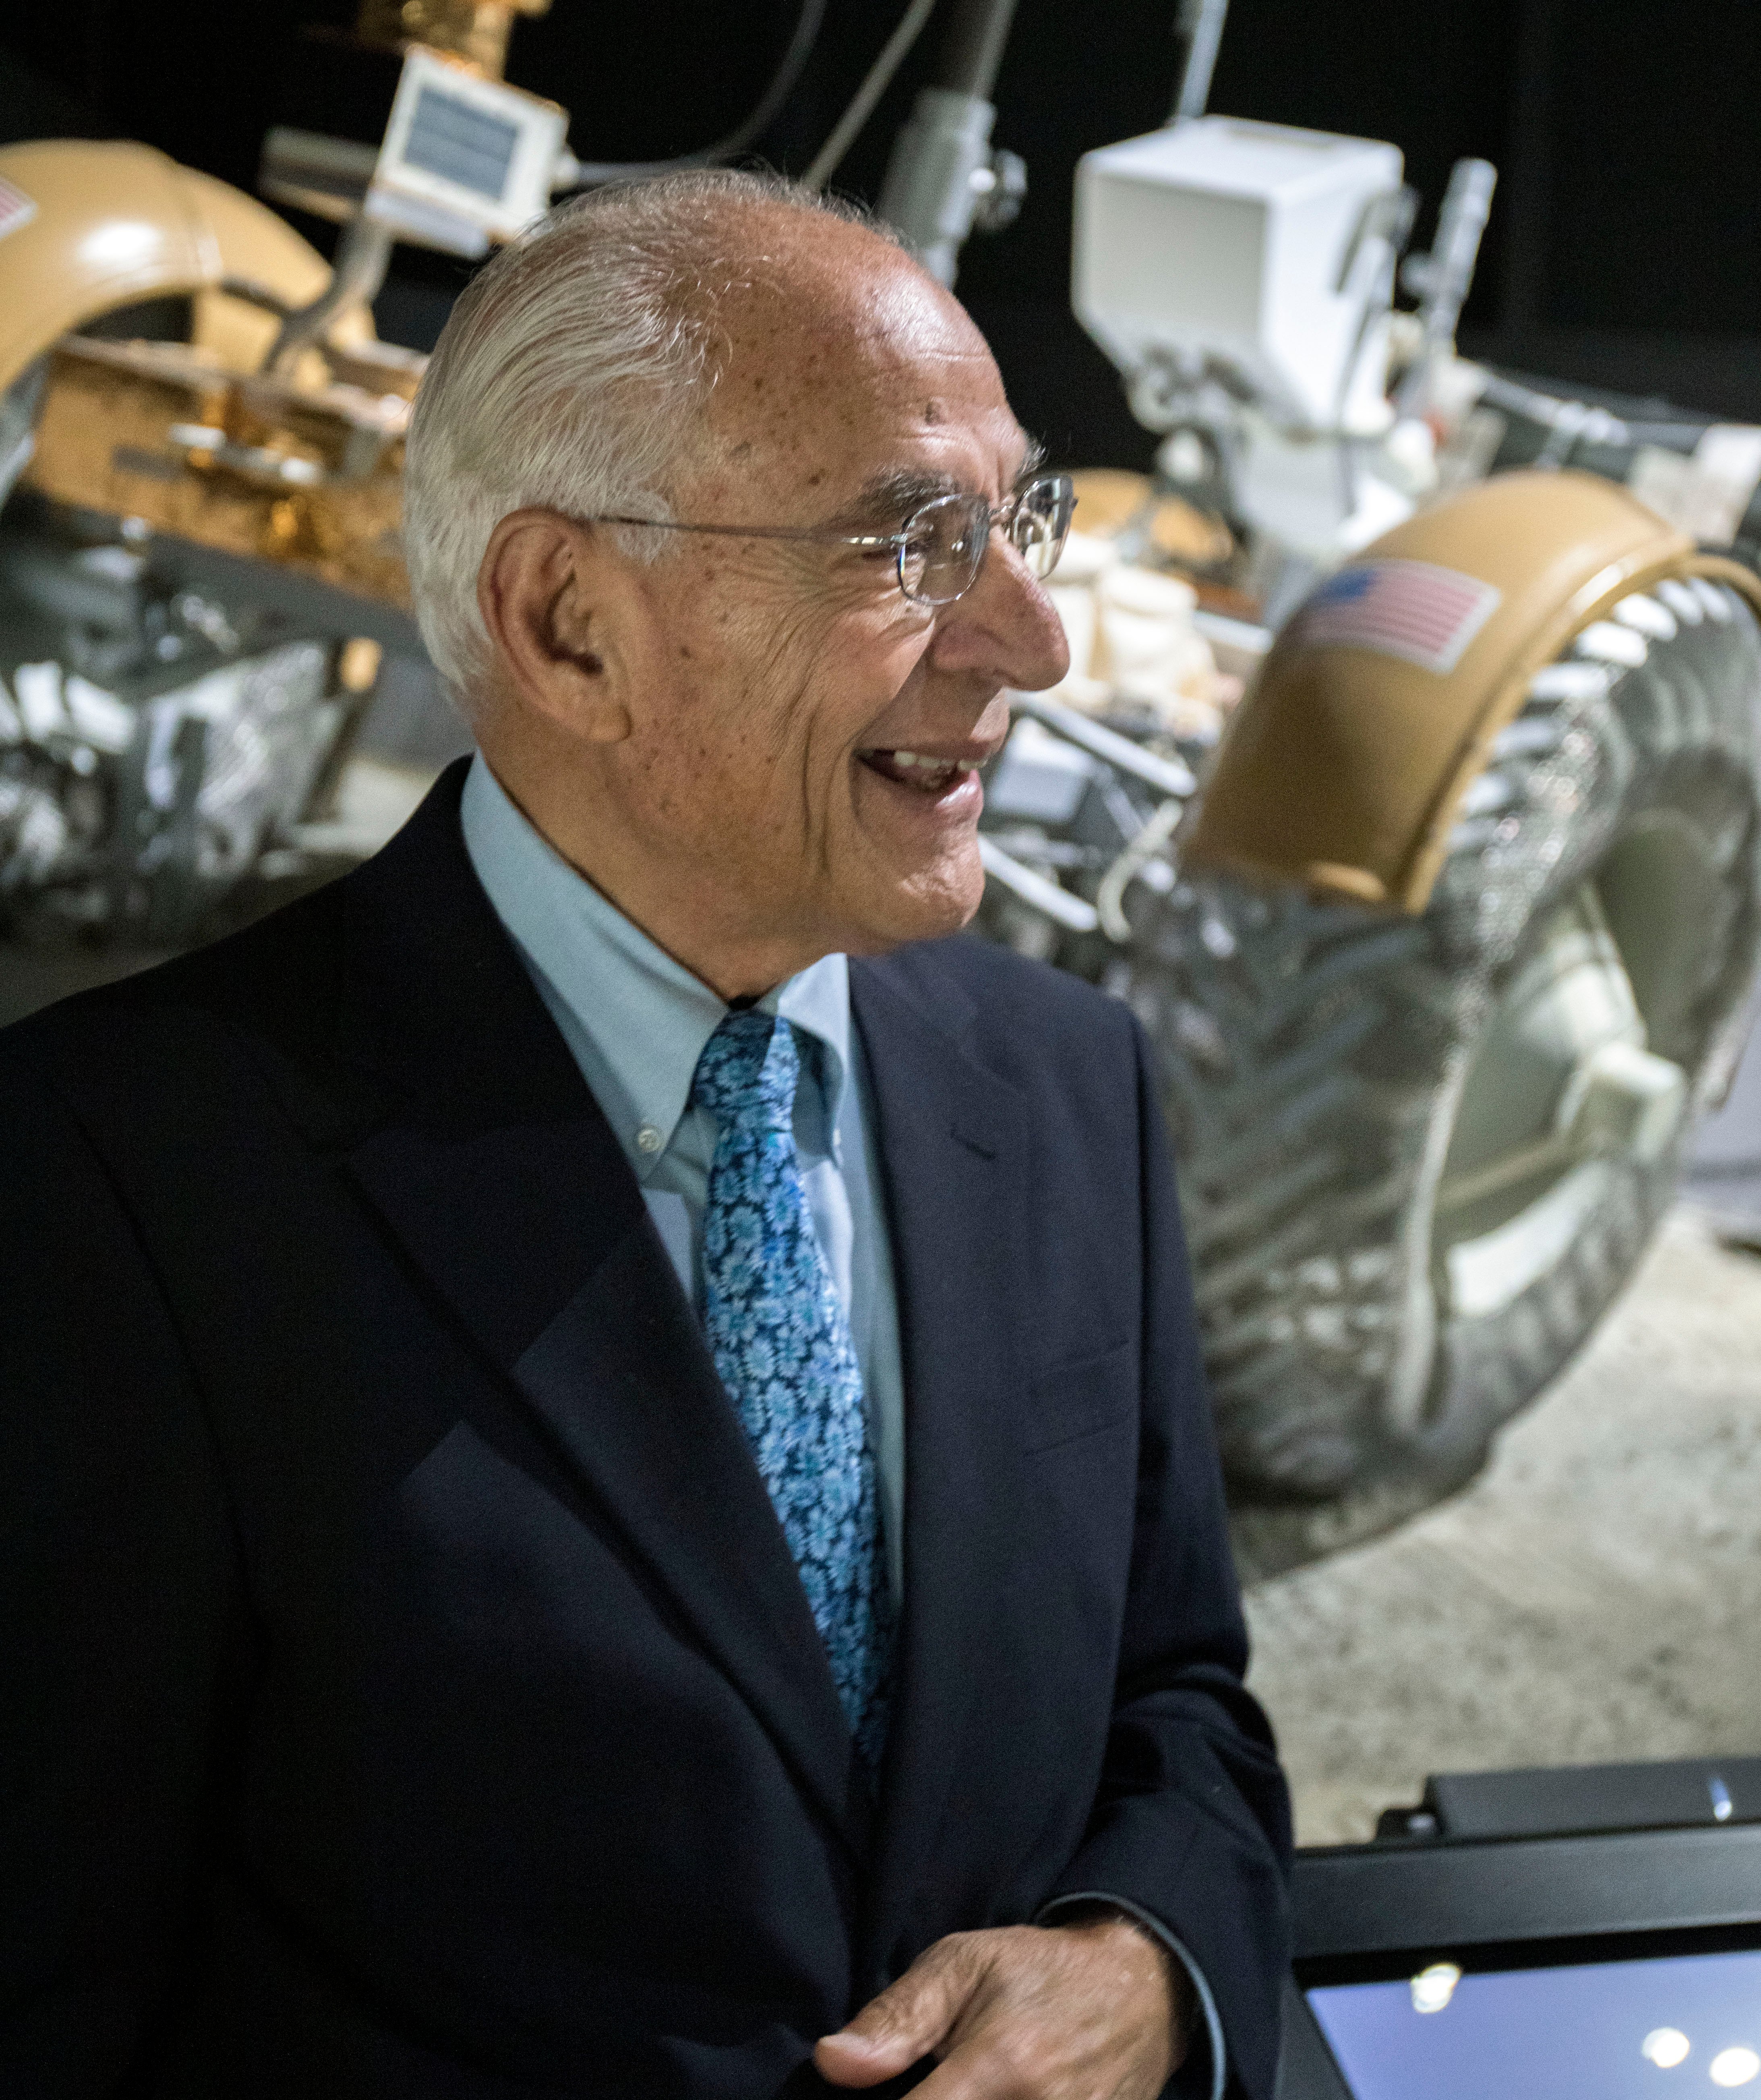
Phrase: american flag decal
[
  {"left": 1288, "top": 559, "right": 1502, "bottom": 675},
  {"left": 0, "top": 175, "right": 35, "bottom": 244}
]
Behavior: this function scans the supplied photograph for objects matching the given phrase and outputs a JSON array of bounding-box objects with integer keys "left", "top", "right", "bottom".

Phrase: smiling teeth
[{"left": 890, "top": 751, "right": 959, "bottom": 772}]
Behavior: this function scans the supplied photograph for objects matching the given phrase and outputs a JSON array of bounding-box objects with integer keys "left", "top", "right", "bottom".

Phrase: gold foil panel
[{"left": 27, "top": 336, "right": 419, "bottom": 613}]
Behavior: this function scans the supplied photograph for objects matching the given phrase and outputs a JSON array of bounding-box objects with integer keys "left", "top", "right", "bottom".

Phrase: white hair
[{"left": 402, "top": 170, "right": 894, "bottom": 708}]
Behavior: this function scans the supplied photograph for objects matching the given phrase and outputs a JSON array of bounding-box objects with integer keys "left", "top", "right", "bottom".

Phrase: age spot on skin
[{"left": 923, "top": 399, "right": 944, "bottom": 424}]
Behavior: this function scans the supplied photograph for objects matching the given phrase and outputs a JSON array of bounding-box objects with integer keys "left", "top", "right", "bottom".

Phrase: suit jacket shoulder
[{"left": 859, "top": 930, "right": 1140, "bottom": 1073}]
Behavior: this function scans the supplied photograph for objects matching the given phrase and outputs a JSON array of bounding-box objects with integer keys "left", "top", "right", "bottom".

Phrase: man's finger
[{"left": 813, "top": 1938, "right": 981, "bottom": 2088}]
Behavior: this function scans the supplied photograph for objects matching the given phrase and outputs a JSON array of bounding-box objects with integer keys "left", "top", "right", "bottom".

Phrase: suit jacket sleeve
[
  {"left": 1040, "top": 1014, "right": 1293, "bottom": 2100},
  {"left": 0, "top": 1045, "right": 240, "bottom": 2097}
]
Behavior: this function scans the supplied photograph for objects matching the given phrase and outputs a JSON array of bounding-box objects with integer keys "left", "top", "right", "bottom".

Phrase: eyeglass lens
[{"left": 899, "top": 475, "right": 1075, "bottom": 605}]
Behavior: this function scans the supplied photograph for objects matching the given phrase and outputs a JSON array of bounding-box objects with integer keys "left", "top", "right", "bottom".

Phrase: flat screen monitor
[
  {"left": 1306, "top": 1941, "right": 1761, "bottom": 2097},
  {"left": 1279, "top": 1822, "right": 1761, "bottom": 2100}
]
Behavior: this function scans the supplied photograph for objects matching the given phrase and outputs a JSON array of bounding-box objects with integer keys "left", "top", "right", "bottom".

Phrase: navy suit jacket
[{"left": 0, "top": 762, "right": 1291, "bottom": 2098}]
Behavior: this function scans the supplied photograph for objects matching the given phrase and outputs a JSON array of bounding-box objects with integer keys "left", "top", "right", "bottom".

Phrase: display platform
[{"left": 1277, "top": 1771, "right": 1761, "bottom": 2098}]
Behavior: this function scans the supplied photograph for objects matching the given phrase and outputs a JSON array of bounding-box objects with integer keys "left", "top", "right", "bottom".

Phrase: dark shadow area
[{"left": 2, "top": 2, "right": 1756, "bottom": 441}]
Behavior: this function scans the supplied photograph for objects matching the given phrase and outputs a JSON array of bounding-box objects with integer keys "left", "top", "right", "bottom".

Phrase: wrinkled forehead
[{"left": 695, "top": 234, "right": 1024, "bottom": 508}]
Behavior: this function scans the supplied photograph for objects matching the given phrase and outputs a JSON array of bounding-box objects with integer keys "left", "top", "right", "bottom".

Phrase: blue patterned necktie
[{"left": 691, "top": 1009, "right": 894, "bottom": 1768}]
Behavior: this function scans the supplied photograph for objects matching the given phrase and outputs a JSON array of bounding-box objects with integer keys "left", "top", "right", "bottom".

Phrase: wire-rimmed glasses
[{"left": 586, "top": 471, "right": 1076, "bottom": 607}]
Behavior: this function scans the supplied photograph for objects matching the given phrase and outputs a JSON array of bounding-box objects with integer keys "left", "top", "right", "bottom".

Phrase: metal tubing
[
  {"left": 1173, "top": 0, "right": 1231, "bottom": 122},
  {"left": 265, "top": 216, "right": 396, "bottom": 376},
  {"left": 802, "top": 0, "right": 939, "bottom": 190},
  {"left": 876, "top": 87, "right": 996, "bottom": 286},
  {"left": 978, "top": 835, "right": 1101, "bottom": 933},
  {"left": 1418, "top": 159, "right": 1498, "bottom": 356},
  {"left": 929, "top": 0, "right": 1020, "bottom": 98},
  {"left": 1008, "top": 690, "right": 1197, "bottom": 800}
]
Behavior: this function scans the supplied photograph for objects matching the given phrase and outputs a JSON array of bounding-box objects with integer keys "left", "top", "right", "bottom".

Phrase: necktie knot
[{"left": 691, "top": 1009, "right": 799, "bottom": 1133}]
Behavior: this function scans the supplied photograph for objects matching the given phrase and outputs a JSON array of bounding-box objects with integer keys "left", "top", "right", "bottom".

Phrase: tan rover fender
[
  {"left": 0, "top": 138, "right": 374, "bottom": 396},
  {"left": 1182, "top": 468, "right": 1761, "bottom": 914}
]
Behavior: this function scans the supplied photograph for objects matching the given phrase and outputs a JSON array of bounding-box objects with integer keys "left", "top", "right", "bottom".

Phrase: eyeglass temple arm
[
  {"left": 591, "top": 476, "right": 1068, "bottom": 551},
  {"left": 590, "top": 516, "right": 904, "bottom": 551}
]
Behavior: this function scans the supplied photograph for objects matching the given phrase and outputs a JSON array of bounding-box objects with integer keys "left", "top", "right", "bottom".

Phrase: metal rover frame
[{"left": 0, "top": 139, "right": 379, "bottom": 404}]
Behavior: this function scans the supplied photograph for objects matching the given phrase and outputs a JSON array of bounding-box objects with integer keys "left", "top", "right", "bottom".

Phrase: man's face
[{"left": 605, "top": 224, "right": 1069, "bottom": 963}]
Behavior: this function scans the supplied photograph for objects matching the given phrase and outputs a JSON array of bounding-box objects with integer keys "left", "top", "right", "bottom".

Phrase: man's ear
[{"left": 476, "top": 509, "right": 633, "bottom": 743}]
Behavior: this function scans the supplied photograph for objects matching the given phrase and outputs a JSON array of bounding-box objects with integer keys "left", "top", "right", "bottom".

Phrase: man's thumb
[{"left": 813, "top": 1947, "right": 968, "bottom": 2088}]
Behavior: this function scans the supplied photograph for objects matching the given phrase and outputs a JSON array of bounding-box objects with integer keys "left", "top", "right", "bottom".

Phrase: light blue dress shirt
[
  {"left": 458, "top": 752, "right": 1223, "bottom": 2098},
  {"left": 459, "top": 754, "right": 905, "bottom": 1602}
]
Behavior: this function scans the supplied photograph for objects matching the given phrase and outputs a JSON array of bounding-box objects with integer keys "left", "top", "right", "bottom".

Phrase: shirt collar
[{"left": 459, "top": 753, "right": 850, "bottom": 1172}]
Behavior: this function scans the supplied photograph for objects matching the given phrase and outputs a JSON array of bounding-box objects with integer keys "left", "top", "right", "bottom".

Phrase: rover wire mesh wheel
[{"left": 1112, "top": 574, "right": 1761, "bottom": 1580}]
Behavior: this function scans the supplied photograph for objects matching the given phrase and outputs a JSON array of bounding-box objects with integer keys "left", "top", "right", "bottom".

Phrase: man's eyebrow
[
  {"left": 826, "top": 467, "right": 961, "bottom": 532},
  {"left": 825, "top": 439, "right": 1050, "bottom": 532}
]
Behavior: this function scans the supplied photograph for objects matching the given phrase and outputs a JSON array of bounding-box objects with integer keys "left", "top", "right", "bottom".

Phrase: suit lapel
[
  {"left": 326, "top": 765, "right": 864, "bottom": 1847},
  {"left": 849, "top": 950, "right": 1033, "bottom": 1981}
]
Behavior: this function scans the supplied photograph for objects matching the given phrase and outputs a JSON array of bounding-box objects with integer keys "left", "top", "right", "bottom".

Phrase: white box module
[
  {"left": 367, "top": 46, "right": 568, "bottom": 256},
  {"left": 1073, "top": 117, "right": 1405, "bottom": 433}
]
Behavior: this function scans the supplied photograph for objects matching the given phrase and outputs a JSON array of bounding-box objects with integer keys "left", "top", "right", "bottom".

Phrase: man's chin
[{"left": 839, "top": 854, "right": 986, "bottom": 957}]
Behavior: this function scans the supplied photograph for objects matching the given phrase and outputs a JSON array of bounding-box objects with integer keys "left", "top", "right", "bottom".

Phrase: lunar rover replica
[
  {"left": 2, "top": 0, "right": 1758, "bottom": 1574},
  {"left": 966, "top": 75, "right": 1761, "bottom": 1572}
]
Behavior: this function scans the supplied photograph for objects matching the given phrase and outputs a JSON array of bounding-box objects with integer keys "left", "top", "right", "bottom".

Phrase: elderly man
[{"left": 0, "top": 173, "right": 1290, "bottom": 2098}]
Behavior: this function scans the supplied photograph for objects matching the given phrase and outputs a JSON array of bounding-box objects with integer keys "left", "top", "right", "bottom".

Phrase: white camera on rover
[{"left": 1072, "top": 115, "right": 1406, "bottom": 438}]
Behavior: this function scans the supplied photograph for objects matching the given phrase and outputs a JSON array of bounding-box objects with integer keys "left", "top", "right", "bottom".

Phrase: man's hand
[{"left": 814, "top": 1914, "right": 1194, "bottom": 2098}]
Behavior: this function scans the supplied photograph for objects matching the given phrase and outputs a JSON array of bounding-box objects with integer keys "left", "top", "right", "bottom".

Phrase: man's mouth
[{"left": 858, "top": 748, "right": 979, "bottom": 796}]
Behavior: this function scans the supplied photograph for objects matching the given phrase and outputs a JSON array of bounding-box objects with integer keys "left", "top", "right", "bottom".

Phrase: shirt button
[{"left": 635, "top": 1124, "right": 664, "bottom": 1154}]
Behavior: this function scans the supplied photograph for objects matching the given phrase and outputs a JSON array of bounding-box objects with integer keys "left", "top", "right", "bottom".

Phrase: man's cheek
[
  {"left": 727, "top": 582, "right": 829, "bottom": 665},
  {"left": 850, "top": 598, "right": 937, "bottom": 677}
]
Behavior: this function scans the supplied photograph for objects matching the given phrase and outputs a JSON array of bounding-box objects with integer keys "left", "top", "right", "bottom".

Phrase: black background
[{"left": 3, "top": 0, "right": 1759, "bottom": 466}]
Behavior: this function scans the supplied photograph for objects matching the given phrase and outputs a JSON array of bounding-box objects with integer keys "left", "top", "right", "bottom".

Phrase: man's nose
[{"left": 926, "top": 534, "right": 1071, "bottom": 694}]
